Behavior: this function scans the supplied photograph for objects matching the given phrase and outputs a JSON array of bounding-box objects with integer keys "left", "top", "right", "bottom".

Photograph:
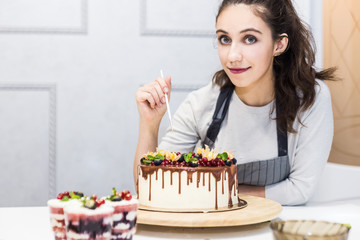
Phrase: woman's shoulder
[
  {"left": 314, "top": 79, "right": 332, "bottom": 103},
  {"left": 185, "top": 81, "right": 220, "bottom": 106}
]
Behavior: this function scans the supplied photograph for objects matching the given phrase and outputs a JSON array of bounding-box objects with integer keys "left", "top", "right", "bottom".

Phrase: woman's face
[{"left": 216, "top": 4, "right": 277, "bottom": 90}]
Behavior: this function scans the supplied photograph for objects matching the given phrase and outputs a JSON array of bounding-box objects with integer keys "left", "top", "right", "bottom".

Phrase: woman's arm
[
  {"left": 266, "top": 81, "right": 334, "bottom": 205},
  {"left": 238, "top": 185, "right": 265, "bottom": 198},
  {"left": 133, "top": 76, "right": 171, "bottom": 185}
]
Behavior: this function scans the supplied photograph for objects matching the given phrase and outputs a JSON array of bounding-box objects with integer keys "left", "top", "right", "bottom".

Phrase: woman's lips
[{"left": 228, "top": 67, "right": 251, "bottom": 74}]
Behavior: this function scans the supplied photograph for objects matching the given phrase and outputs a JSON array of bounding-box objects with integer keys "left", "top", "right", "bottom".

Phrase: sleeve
[
  {"left": 158, "top": 93, "right": 201, "bottom": 153},
  {"left": 265, "top": 81, "right": 334, "bottom": 205}
]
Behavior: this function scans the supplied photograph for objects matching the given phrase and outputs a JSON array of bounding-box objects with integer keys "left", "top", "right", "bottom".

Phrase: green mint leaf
[
  {"left": 147, "top": 155, "right": 155, "bottom": 160},
  {"left": 143, "top": 160, "right": 152, "bottom": 164},
  {"left": 61, "top": 196, "right": 69, "bottom": 201},
  {"left": 70, "top": 192, "right": 80, "bottom": 199},
  {"left": 184, "top": 152, "right": 192, "bottom": 162},
  {"left": 190, "top": 158, "right": 198, "bottom": 162},
  {"left": 155, "top": 154, "right": 164, "bottom": 160}
]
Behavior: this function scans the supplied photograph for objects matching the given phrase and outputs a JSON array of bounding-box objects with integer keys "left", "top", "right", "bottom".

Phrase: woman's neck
[{"left": 234, "top": 76, "right": 275, "bottom": 107}]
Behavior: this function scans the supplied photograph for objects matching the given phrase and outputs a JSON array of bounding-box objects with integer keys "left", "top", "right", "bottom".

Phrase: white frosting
[
  {"left": 105, "top": 198, "right": 138, "bottom": 206},
  {"left": 64, "top": 204, "right": 114, "bottom": 215},
  {"left": 114, "top": 223, "right": 130, "bottom": 230},
  {"left": 55, "top": 231, "right": 65, "bottom": 238},
  {"left": 50, "top": 218, "right": 64, "bottom": 227},
  {"left": 67, "top": 231, "right": 111, "bottom": 239},
  {"left": 126, "top": 211, "right": 137, "bottom": 221},
  {"left": 113, "top": 213, "right": 123, "bottom": 221},
  {"left": 50, "top": 213, "right": 64, "bottom": 220},
  {"left": 47, "top": 199, "right": 82, "bottom": 208},
  {"left": 138, "top": 167, "right": 239, "bottom": 210},
  {"left": 113, "top": 228, "right": 136, "bottom": 239}
]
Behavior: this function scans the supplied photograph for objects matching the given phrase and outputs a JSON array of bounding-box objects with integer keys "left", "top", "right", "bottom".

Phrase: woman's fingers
[{"left": 136, "top": 75, "right": 172, "bottom": 110}]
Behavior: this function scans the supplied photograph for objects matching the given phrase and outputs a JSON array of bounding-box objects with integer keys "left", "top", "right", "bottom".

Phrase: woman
[{"left": 134, "top": 0, "right": 337, "bottom": 205}]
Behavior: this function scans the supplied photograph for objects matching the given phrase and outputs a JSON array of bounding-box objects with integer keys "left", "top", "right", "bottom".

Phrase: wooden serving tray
[{"left": 137, "top": 194, "right": 282, "bottom": 227}]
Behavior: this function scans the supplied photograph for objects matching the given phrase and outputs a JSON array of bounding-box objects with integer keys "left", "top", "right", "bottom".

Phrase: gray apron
[{"left": 202, "top": 86, "right": 290, "bottom": 186}]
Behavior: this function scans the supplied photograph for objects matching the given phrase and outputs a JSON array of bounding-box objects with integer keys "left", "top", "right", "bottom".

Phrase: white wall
[{"left": 0, "top": 0, "right": 322, "bottom": 206}]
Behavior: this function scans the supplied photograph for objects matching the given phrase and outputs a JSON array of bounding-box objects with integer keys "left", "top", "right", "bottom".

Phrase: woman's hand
[
  {"left": 134, "top": 75, "right": 171, "bottom": 185},
  {"left": 136, "top": 75, "right": 172, "bottom": 126}
]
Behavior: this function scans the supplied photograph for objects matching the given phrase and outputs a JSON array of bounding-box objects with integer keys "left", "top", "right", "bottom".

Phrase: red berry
[
  {"left": 121, "top": 190, "right": 130, "bottom": 199},
  {"left": 125, "top": 193, "right": 132, "bottom": 201},
  {"left": 176, "top": 152, "right": 181, "bottom": 155},
  {"left": 150, "top": 161, "right": 155, "bottom": 166},
  {"left": 64, "top": 191, "right": 70, "bottom": 197},
  {"left": 96, "top": 199, "right": 105, "bottom": 207},
  {"left": 57, "top": 193, "right": 63, "bottom": 200},
  {"left": 220, "top": 160, "right": 225, "bottom": 166},
  {"left": 202, "top": 157, "right": 208, "bottom": 163},
  {"left": 91, "top": 194, "right": 97, "bottom": 201}
]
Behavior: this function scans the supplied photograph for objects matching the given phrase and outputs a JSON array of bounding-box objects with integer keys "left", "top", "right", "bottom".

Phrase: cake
[
  {"left": 105, "top": 188, "right": 139, "bottom": 240},
  {"left": 137, "top": 146, "right": 239, "bottom": 211},
  {"left": 64, "top": 195, "right": 114, "bottom": 240},
  {"left": 47, "top": 191, "right": 84, "bottom": 240}
]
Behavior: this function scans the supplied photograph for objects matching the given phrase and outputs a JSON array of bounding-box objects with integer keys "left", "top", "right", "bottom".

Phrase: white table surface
[{"left": 0, "top": 199, "right": 359, "bottom": 240}]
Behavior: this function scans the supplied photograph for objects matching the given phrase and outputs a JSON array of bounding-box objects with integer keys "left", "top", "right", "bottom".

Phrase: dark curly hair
[{"left": 213, "top": 0, "right": 337, "bottom": 133}]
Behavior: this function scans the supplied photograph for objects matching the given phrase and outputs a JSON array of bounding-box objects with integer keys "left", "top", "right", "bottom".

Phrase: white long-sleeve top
[{"left": 159, "top": 79, "right": 334, "bottom": 205}]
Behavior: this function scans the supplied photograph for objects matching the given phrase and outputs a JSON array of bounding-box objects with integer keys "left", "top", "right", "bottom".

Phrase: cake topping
[
  {"left": 107, "top": 188, "right": 133, "bottom": 202},
  {"left": 56, "top": 191, "right": 84, "bottom": 201},
  {"left": 81, "top": 194, "right": 106, "bottom": 209},
  {"left": 141, "top": 146, "right": 236, "bottom": 168}
]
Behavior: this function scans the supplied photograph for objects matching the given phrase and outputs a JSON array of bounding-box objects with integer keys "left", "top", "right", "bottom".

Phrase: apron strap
[
  {"left": 202, "top": 86, "right": 234, "bottom": 149},
  {"left": 276, "top": 99, "right": 288, "bottom": 157}
]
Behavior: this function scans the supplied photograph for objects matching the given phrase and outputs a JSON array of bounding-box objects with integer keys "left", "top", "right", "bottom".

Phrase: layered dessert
[
  {"left": 48, "top": 191, "right": 84, "bottom": 240},
  {"left": 64, "top": 195, "right": 114, "bottom": 240},
  {"left": 105, "top": 188, "right": 139, "bottom": 240},
  {"left": 137, "top": 146, "right": 239, "bottom": 211}
]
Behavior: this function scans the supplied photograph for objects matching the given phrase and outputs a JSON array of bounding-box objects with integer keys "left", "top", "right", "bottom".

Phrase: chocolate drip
[
  {"left": 162, "top": 170, "right": 164, "bottom": 189},
  {"left": 179, "top": 171, "right": 181, "bottom": 194},
  {"left": 187, "top": 172, "right": 194, "bottom": 186},
  {"left": 208, "top": 173, "right": 211, "bottom": 191},
  {"left": 155, "top": 169, "right": 158, "bottom": 180},
  {"left": 215, "top": 178, "right": 218, "bottom": 209},
  {"left": 138, "top": 165, "right": 237, "bottom": 209},
  {"left": 196, "top": 172, "right": 200, "bottom": 188},
  {"left": 222, "top": 172, "right": 224, "bottom": 195},
  {"left": 202, "top": 172, "right": 205, "bottom": 186},
  {"left": 149, "top": 173, "right": 152, "bottom": 201}
]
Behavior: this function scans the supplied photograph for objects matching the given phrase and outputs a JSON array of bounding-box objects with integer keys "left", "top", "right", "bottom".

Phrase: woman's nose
[{"left": 228, "top": 44, "right": 243, "bottom": 63}]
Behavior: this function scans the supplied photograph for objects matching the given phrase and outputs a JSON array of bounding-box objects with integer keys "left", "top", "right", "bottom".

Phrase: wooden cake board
[{"left": 137, "top": 194, "right": 282, "bottom": 227}]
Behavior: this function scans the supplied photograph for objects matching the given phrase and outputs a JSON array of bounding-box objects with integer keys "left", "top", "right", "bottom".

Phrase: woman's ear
[{"left": 274, "top": 33, "right": 289, "bottom": 56}]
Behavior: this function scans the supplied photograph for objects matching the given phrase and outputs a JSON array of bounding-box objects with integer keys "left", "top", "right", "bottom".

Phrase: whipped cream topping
[
  {"left": 105, "top": 198, "right": 138, "bottom": 206},
  {"left": 64, "top": 204, "right": 114, "bottom": 215}
]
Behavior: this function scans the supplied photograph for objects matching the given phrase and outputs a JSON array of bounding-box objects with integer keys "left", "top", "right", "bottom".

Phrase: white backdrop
[{"left": 0, "top": 0, "right": 322, "bottom": 206}]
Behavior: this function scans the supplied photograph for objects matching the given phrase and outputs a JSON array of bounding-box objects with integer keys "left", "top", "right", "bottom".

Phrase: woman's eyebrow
[
  {"left": 216, "top": 29, "right": 228, "bottom": 34},
  {"left": 216, "top": 28, "right": 262, "bottom": 34},
  {"left": 240, "top": 28, "right": 262, "bottom": 34}
]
